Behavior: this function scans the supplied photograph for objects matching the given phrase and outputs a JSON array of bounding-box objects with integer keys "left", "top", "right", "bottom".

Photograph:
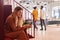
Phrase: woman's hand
[
  {"left": 24, "top": 24, "right": 31, "bottom": 28},
  {"left": 22, "top": 24, "right": 32, "bottom": 30}
]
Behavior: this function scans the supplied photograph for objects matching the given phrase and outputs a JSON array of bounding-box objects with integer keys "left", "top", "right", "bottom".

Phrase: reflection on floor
[{"left": 29, "top": 24, "right": 60, "bottom": 40}]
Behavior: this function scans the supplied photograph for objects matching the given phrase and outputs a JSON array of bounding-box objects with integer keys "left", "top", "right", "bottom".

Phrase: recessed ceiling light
[
  {"left": 26, "top": 3, "right": 29, "bottom": 4},
  {"left": 37, "top": 3, "right": 40, "bottom": 5}
]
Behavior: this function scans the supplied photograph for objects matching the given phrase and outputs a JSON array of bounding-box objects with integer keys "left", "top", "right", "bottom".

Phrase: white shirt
[{"left": 40, "top": 9, "right": 46, "bottom": 19}]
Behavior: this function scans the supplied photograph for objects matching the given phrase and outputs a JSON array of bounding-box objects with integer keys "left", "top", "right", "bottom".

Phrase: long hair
[{"left": 12, "top": 6, "right": 23, "bottom": 18}]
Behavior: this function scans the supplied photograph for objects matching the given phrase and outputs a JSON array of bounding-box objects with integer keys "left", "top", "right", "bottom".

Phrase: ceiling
[{"left": 14, "top": 0, "right": 60, "bottom": 10}]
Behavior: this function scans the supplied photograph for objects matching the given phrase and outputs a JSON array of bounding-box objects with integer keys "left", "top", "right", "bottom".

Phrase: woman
[{"left": 4, "top": 6, "right": 31, "bottom": 40}]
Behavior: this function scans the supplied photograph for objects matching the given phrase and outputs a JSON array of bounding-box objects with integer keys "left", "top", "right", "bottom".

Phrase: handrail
[
  {"left": 13, "top": 0, "right": 32, "bottom": 14},
  {"left": 13, "top": 0, "right": 35, "bottom": 38}
]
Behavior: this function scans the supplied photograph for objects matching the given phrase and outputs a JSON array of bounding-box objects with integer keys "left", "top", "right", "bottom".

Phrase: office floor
[{"left": 29, "top": 24, "right": 60, "bottom": 40}]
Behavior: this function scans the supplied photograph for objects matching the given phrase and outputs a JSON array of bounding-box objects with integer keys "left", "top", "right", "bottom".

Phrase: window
[{"left": 52, "top": 6, "right": 60, "bottom": 20}]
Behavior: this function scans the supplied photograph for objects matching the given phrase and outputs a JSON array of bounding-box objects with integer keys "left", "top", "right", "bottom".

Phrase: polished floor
[{"left": 29, "top": 24, "right": 60, "bottom": 40}]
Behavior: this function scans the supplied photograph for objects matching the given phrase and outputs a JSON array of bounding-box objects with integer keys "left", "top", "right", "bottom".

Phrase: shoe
[
  {"left": 40, "top": 29, "right": 43, "bottom": 30},
  {"left": 45, "top": 29, "right": 46, "bottom": 31},
  {"left": 35, "top": 27, "right": 38, "bottom": 30}
]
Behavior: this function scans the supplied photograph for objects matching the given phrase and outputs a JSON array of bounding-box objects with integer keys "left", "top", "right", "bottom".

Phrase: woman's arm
[{"left": 8, "top": 17, "right": 22, "bottom": 31}]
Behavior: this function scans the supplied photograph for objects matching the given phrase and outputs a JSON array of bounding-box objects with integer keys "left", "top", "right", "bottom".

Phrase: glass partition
[{"left": 52, "top": 6, "right": 60, "bottom": 21}]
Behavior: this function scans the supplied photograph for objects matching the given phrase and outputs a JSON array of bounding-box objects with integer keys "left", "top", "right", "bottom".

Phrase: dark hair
[
  {"left": 40, "top": 6, "right": 43, "bottom": 9},
  {"left": 33, "top": 7, "right": 37, "bottom": 9},
  {"left": 14, "top": 6, "right": 22, "bottom": 11}
]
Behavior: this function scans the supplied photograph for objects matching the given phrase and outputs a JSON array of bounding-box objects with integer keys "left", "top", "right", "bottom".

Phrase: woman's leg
[{"left": 5, "top": 30, "right": 29, "bottom": 40}]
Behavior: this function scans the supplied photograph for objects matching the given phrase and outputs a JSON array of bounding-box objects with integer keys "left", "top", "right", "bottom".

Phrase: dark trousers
[
  {"left": 33, "top": 20, "right": 37, "bottom": 29},
  {"left": 40, "top": 19, "right": 46, "bottom": 30}
]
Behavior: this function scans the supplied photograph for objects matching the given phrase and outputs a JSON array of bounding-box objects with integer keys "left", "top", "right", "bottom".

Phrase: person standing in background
[
  {"left": 40, "top": 6, "right": 46, "bottom": 31},
  {"left": 32, "top": 7, "right": 38, "bottom": 29}
]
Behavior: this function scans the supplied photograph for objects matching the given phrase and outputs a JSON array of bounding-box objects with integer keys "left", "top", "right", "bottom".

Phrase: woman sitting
[{"left": 4, "top": 6, "right": 31, "bottom": 40}]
